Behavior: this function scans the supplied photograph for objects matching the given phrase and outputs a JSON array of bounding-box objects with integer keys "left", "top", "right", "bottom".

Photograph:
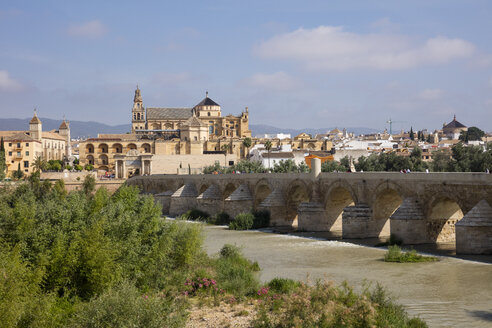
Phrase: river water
[{"left": 201, "top": 225, "right": 492, "bottom": 328}]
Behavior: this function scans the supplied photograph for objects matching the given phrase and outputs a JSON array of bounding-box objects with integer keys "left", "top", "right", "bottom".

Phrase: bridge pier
[
  {"left": 342, "top": 203, "right": 373, "bottom": 238},
  {"left": 196, "top": 185, "right": 223, "bottom": 217},
  {"left": 257, "top": 188, "right": 289, "bottom": 227},
  {"left": 456, "top": 200, "right": 492, "bottom": 254},
  {"left": 390, "top": 198, "right": 428, "bottom": 244},
  {"left": 298, "top": 202, "right": 328, "bottom": 231},
  {"left": 169, "top": 183, "right": 198, "bottom": 217},
  {"left": 155, "top": 190, "right": 173, "bottom": 215},
  {"left": 224, "top": 184, "right": 253, "bottom": 219}
]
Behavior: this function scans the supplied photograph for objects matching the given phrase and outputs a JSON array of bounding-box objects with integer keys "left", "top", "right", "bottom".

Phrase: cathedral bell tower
[{"left": 131, "top": 86, "right": 146, "bottom": 133}]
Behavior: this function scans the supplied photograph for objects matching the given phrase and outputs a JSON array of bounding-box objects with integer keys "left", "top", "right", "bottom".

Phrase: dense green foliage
[
  {"left": 229, "top": 213, "right": 255, "bottom": 230},
  {"left": 356, "top": 147, "right": 428, "bottom": 172},
  {"left": 0, "top": 180, "right": 207, "bottom": 326},
  {"left": 272, "top": 159, "right": 310, "bottom": 173},
  {"left": 203, "top": 160, "right": 266, "bottom": 174},
  {"left": 431, "top": 143, "right": 492, "bottom": 172},
  {"left": 321, "top": 156, "right": 350, "bottom": 172},
  {"left": 384, "top": 246, "right": 438, "bottom": 263},
  {"left": 459, "top": 126, "right": 485, "bottom": 142}
]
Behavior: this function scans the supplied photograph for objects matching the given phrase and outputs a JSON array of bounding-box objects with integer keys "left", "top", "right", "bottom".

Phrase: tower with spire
[
  {"left": 29, "top": 109, "right": 42, "bottom": 141},
  {"left": 58, "top": 118, "right": 72, "bottom": 158},
  {"left": 132, "top": 86, "right": 146, "bottom": 133}
]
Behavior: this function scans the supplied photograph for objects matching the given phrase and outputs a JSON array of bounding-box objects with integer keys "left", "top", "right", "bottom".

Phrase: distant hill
[
  {"left": 0, "top": 118, "right": 379, "bottom": 139},
  {"left": 0, "top": 118, "right": 131, "bottom": 139}
]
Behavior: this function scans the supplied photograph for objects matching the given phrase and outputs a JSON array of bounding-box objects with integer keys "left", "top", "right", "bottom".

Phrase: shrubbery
[
  {"left": 384, "top": 245, "right": 438, "bottom": 263},
  {"left": 229, "top": 213, "right": 255, "bottom": 230}
]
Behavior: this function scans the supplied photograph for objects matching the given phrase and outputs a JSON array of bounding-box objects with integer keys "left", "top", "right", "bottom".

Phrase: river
[{"left": 201, "top": 225, "right": 492, "bottom": 328}]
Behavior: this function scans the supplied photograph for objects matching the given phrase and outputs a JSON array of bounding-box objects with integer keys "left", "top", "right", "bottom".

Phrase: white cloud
[
  {"left": 254, "top": 26, "right": 475, "bottom": 71},
  {"left": 241, "top": 71, "right": 300, "bottom": 91},
  {"left": 418, "top": 88, "right": 444, "bottom": 100},
  {"left": 0, "top": 70, "right": 23, "bottom": 92},
  {"left": 67, "top": 20, "right": 106, "bottom": 39}
]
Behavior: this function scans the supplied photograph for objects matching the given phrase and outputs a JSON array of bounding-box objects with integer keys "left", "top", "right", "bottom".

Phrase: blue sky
[{"left": 1, "top": 0, "right": 491, "bottom": 132}]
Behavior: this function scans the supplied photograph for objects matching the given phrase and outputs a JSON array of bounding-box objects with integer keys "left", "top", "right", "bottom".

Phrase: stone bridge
[{"left": 127, "top": 170, "right": 492, "bottom": 254}]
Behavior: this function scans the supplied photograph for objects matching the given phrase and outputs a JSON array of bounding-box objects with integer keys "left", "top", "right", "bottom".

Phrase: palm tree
[
  {"left": 242, "top": 137, "right": 252, "bottom": 159},
  {"left": 221, "top": 143, "right": 230, "bottom": 167},
  {"left": 31, "top": 155, "right": 47, "bottom": 172},
  {"left": 264, "top": 140, "right": 272, "bottom": 171}
]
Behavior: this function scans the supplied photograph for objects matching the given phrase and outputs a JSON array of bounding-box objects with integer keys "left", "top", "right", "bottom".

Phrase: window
[
  {"left": 208, "top": 112, "right": 211, "bottom": 116},
  {"left": 194, "top": 136, "right": 198, "bottom": 141},
  {"left": 25, "top": 151, "right": 29, "bottom": 156},
  {"left": 209, "top": 126, "right": 214, "bottom": 134},
  {"left": 17, "top": 152, "right": 21, "bottom": 157},
  {"left": 8, "top": 143, "right": 12, "bottom": 147},
  {"left": 8, "top": 151, "right": 12, "bottom": 156},
  {"left": 24, "top": 161, "right": 29, "bottom": 168},
  {"left": 26, "top": 143, "right": 29, "bottom": 146},
  {"left": 228, "top": 161, "right": 234, "bottom": 166},
  {"left": 17, "top": 143, "right": 21, "bottom": 148}
]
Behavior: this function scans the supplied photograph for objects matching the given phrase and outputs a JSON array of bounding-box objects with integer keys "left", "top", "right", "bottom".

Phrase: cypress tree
[
  {"left": 0, "top": 137, "right": 5, "bottom": 180},
  {"left": 409, "top": 127, "right": 415, "bottom": 141}
]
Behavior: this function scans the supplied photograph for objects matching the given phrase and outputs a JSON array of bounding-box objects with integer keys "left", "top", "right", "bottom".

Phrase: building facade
[{"left": 0, "top": 112, "right": 71, "bottom": 177}]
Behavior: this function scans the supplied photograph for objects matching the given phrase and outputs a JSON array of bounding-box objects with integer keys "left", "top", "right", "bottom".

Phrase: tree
[
  {"left": 0, "top": 137, "right": 5, "bottom": 180},
  {"left": 13, "top": 163, "right": 24, "bottom": 180},
  {"left": 409, "top": 127, "right": 414, "bottom": 141},
  {"left": 31, "top": 155, "right": 48, "bottom": 172},
  {"left": 264, "top": 140, "right": 272, "bottom": 170},
  {"left": 220, "top": 143, "right": 230, "bottom": 167},
  {"left": 83, "top": 174, "right": 96, "bottom": 195},
  {"left": 242, "top": 137, "right": 252, "bottom": 158},
  {"left": 459, "top": 126, "right": 485, "bottom": 142}
]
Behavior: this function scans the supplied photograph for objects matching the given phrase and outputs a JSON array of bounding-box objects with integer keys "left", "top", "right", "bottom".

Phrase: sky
[{"left": 1, "top": 0, "right": 492, "bottom": 132}]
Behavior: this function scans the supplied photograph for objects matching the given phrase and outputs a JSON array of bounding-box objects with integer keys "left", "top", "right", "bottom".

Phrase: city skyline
[{"left": 1, "top": 1, "right": 492, "bottom": 132}]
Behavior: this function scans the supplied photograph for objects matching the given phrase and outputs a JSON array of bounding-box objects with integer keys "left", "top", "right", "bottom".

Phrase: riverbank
[{"left": 200, "top": 224, "right": 492, "bottom": 327}]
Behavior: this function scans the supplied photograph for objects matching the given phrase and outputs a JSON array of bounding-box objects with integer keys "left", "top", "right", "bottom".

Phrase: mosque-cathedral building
[{"left": 79, "top": 87, "right": 255, "bottom": 178}]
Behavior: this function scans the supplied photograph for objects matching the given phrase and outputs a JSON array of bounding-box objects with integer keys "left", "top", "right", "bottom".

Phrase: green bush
[
  {"left": 267, "top": 277, "right": 301, "bottom": 294},
  {"left": 70, "top": 281, "right": 187, "bottom": 328},
  {"left": 213, "top": 212, "right": 232, "bottom": 225},
  {"left": 252, "top": 210, "right": 270, "bottom": 229},
  {"left": 229, "top": 212, "right": 254, "bottom": 230},
  {"left": 215, "top": 244, "right": 260, "bottom": 299},
  {"left": 180, "top": 208, "right": 210, "bottom": 222},
  {"left": 384, "top": 245, "right": 438, "bottom": 263}
]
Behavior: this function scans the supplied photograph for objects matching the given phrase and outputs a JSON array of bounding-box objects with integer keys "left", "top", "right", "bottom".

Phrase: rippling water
[{"left": 201, "top": 225, "right": 492, "bottom": 328}]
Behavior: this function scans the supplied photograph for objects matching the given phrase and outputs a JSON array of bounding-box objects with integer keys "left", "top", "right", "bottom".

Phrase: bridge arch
[
  {"left": 199, "top": 183, "right": 210, "bottom": 195},
  {"left": 372, "top": 185, "right": 403, "bottom": 238},
  {"left": 285, "top": 179, "right": 310, "bottom": 227},
  {"left": 223, "top": 182, "right": 238, "bottom": 200},
  {"left": 324, "top": 184, "right": 356, "bottom": 233},
  {"left": 254, "top": 179, "right": 273, "bottom": 208},
  {"left": 426, "top": 196, "right": 464, "bottom": 244}
]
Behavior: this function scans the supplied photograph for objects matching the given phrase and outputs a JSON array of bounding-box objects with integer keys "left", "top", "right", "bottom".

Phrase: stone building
[
  {"left": 79, "top": 88, "right": 251, "bottom": 177},
  {"left": 132, "top": 88, "right": 251, "bottom": 138},
  {"left": 441, "top": 115, "right": 467, "bottom": 140},
  {"left": 0, "top": 112, "right": 71, "bottom": 177}
]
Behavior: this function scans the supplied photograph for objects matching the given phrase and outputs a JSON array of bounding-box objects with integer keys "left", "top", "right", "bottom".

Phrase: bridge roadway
[{"left": 127, "top": 171, "right": 492, "bottom": 254}]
